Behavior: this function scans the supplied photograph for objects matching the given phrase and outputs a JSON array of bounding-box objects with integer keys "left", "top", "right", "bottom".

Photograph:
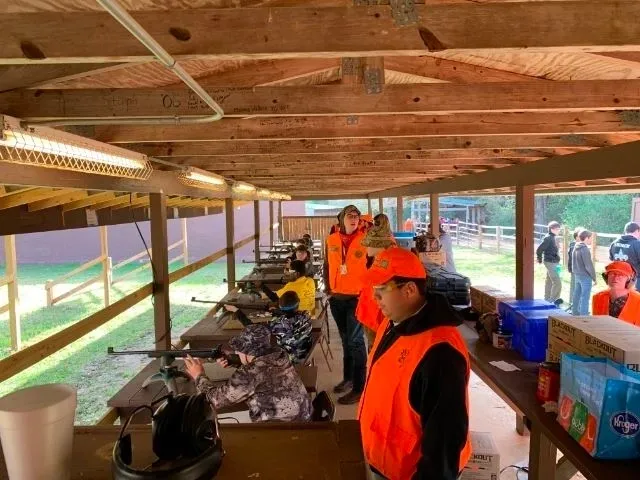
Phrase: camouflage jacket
[
  {"left": 195, "top": 347, "right": 311, "bottom": 422},
  {"left": 269, "top": 312, "right": 313, "bottom": 364}
]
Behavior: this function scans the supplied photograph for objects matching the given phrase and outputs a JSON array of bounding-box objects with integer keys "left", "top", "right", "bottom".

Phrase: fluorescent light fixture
[
  {"left": 257, "top": 188, "right": 272, "bottom": 199},
  {"left": 178, "top": 167, "right": 228, "bottom": 191},
  {"left": 0, "top": 115, "right": 152, "bottom": 180},
  {"left": 232, "top": 181, "right": 257, "bottom": 193}
]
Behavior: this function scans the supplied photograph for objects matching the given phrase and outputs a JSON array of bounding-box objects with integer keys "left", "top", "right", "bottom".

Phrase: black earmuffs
[{"left": 112, "top": 393, "right": 224, "bottom": 480}]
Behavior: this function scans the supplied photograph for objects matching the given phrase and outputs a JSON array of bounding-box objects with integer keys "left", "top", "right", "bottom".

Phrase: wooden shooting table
[
  {"left": 107, "top": 359, "right": 318, "bottom": 423},
  {"left": 460, "top": 324, "right": 640, "bottom": 480},
  {"left": 0, "top": 421, "right": 366, "bottom": 480}
]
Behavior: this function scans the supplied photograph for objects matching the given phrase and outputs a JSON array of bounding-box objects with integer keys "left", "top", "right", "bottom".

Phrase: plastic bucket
[{"left": 0, "top": 384, "right": 77, "bottom": 480}]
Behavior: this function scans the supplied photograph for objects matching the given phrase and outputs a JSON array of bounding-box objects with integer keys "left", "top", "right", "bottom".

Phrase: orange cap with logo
[
  {"left": 605, "top": 261, "right": 636, "bottom": 278},
  {"left": 365, "top": 247, "right": 426, "bottom": 286}
]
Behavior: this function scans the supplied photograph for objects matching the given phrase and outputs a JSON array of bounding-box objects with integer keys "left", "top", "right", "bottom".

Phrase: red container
[{"left": 536, "top": 362, "right": 561, "bottom": 403}]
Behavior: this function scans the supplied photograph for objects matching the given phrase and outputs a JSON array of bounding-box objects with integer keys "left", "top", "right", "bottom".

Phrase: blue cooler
[
  {"left": 514, "top": 308, "right": 568, "bottom": 361},
  {"left": 393, "top": 232, "right": 415, "bottom": 251},
  {"left": 498, "top": 299, "right": 557, "bottom": 333}
]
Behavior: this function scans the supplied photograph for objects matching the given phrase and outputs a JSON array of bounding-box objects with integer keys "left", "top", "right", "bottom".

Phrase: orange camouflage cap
[
  {"left": 605, "top": 261, "right": 636, "bottom": 278},
  {"left": 365, "top": 247, "right": 426, "bottom": 286}
]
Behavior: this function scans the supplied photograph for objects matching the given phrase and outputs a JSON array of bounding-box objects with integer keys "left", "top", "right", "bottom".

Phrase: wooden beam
[
  {"left": 27, "top": 190, "right": 89, "bottom": 212},
  {"left": 94, "top": 111, "right": 640, "bottom": 143},
  {"left": 92, "top": 194, "right": 136, "bottom": 210},
  {"left": 269, "top": 201, "right": 275, "bottom": 247},
  {"left": 196, "top": 166, "right": 507, "bottom": 178},
  {"left": 100, "top": 225, "right": 110, "bottom": 307},
  {"left": 0, "top": 63, "right": 127, "bottom": 92},
  {"left": 375, "top": 140, "right": 640, "bottom": 197},
  {"left": 0, "top": 188, "right": 72, "bottom": 210},
  {"left": 61, "top": 191, "right": 115, "bottom": 212},
  {"left": 2, "top": 3, "right": 640, "bottom": 65},
  {"left": 516, "top": 185, "right": 535, "bottom": 299},
  {"left": 4, "top": 235, "right": 20, "bottom": 351},
  {"left": 278, "top": 201, "right": 283, "bottom": 242},
  {"left": 150, "top": 193, "right": 171, "bottom": 350},
  {"left": 124, "top": 134, "right": 639, "bottom": 156},
  {"left": 396, "top": 196, "right": 403, "bottom": 232},
  {"left": 254, "top": 200, "right": 260, "bottom": 263},
  {"left": 378, "top": 197, "right": 384, "bottom": 215},
  {"left": 0, "top": 162, "right": 230, "bottom": 198},
  {"left": 384, "top": 56, "right": 544, "bottom": 83},
  {"left": 225, "top": 197, "right": 236, "bottom": 293},
  {"left": 367, "top": 197, "right": 373, "bottom": 215},
  {"left": 112, "top": 194, "right": 150, "bottom": 210},
  {"left": 8, "top": 81, "right": 640, "bottom": 118},
  {"left": 430, "top": 193, "right": 440, "bottom": 238}
]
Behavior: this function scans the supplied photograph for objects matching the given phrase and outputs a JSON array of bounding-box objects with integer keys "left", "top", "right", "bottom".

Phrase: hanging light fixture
[
  {"left": 0, "top": 115, "right": 152, "bottom": 180},
  {"left": 178, "top": 167, "right": 228, "bottom": 192},
  {"left": 232, "top": 181, "right": 257, "bottom": 193}
]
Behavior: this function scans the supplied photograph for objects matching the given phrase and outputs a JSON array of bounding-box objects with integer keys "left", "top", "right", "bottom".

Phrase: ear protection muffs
[
  {"left": 112, "top": 393, "right": 224, "bottom": 480},
  {"left": 602, "top": 265, "right": 638, "bottom": 289}
]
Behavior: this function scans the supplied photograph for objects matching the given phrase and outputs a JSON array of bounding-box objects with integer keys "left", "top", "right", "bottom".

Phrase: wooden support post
[
  {"left": 225, "top": 198, "right": 236, "bottom": 293},
  {"left": 516, "top": 185, "right": 535, "bottom": 300},
  {"left": 150, "top": 193, "right": 171, "bottom": 350},
  {"left": 253, "top": 200, "right": 260, "bottom": 263},
  {"left": 378, "top": 197, "right": 383, "bottom": 216},
  {"left": 562, "top": 227, "right": 569, "bottom": 267},
  {"left": 396, "top": 196, "right": 403, "bottom": 232},
  {"left": 528, "top": 423, "right": 558, "bottom": 480},
  {"left": 496, "top": 226, "right": 502, "bottom": 254},
  {"left": 478, "top": 225, "right": 483, "bottom": 249},
  {"left": 181, "top": 218, "right": 189, "bottom": 265},
  {"left": 367, "top": 196, "right": 373, "bottom": 216},
  {"left": 278, "top": 201, "right": 283, "bottom": 242},
  {"left": 5, "top": 235, "right": 20, "bottom": 351},
  {"left": 591, "top": 231, "right": 598, "bottom": 263},
  {"left": 269, "top": 201, "right": 274, "bottom": 247},
  {"left": 99, "top": 226, "right": 110, "bottom": 308},
  {"left": 430, "top": 193, "right": 440, "bottom": 238}
]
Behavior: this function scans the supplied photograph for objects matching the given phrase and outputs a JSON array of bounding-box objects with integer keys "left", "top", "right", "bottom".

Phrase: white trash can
[{"left": 0, "top": 384, "right": 77, "bottom": 480}]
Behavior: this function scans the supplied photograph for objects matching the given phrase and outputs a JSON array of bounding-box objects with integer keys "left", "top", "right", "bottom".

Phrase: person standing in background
[
  {"left": 592, "top": 261, "right": 640, "bottom": 326},
  {"left": 428, "top": 223, "right": 456, "bottom": 272},
  {"left": 609, "top": 222, "right": 640, "bottom": 291},
  {"left": 356, "top": 214, "right": 396, "bottom": 349},
  {"left": 571, "top": 230, "right": 597, "bottom": 315},
  {"left": 567, "top": 227, "right": 582, "bottom": 308},
  {"left": 404, "top": 217, "right": 415, "bottom": 232},
  {"left": 536, "top": 221, "right": 562, "bottom": 303},
  {"left": 323, "top": 205, "right": 368, "bottom": 405}
]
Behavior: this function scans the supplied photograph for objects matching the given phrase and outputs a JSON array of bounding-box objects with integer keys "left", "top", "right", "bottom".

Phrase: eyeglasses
[
  {"left": 372, "top": 280, "right": 410, "bottom": 295},
  {"left": 345, "top": 213, "right": 360, "bottom": 220}
]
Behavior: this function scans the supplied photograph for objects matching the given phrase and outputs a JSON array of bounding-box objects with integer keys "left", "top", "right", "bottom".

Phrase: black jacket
[
  {"left": 567, "top": 240, "right": 576, "bottom": 273},
  {"left": 536, "top": 233, "right": 560, "bottom": 263},
  {"left": 368, "top": 293, "right": 469, "bottom": 480},
  {"left": 609, "top": 235, "right": 640, "bottom": 273}
]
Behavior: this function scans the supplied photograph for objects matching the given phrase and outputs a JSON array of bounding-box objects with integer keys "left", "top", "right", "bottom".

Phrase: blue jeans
[
  {"left": 572, "top": 274, "right": 593, "bottom": 316},
  {"left": 329, "top": 296, "right": 366, "bottom": 393}
]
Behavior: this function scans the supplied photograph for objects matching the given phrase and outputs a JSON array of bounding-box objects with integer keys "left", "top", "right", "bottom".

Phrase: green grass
[
  {"left": 453, "top": 245, "right": 608, "bottom": 303},
  {"left": 0, "top": 261, "right": 251, "bottom": 424}
]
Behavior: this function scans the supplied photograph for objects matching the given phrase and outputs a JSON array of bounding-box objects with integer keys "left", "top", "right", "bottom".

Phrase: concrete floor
[{"left": 313, "top": 317, "right": 585, "bottom": 480}]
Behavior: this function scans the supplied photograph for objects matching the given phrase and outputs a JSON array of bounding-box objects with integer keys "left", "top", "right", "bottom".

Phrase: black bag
[{"left": 426, "top": 266, "right": 471, "bottom": 306}]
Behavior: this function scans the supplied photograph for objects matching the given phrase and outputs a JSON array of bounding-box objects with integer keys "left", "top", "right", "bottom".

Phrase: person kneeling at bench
[
  {"left": 259, "top": 260, "right": 316, "bottom": 315},
  {"left": 184, "top": 324, "right": 311, "bottom": 422}
]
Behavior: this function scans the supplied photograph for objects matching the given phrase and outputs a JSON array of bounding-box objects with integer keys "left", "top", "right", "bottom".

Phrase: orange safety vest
[
  {"left": 592, "top": 290, "right": 640, "bottom": 327},
  {"left": 355, "top": 283, "right": 385, "bottom": 332},
  {"left": 358, "top": 319, "right": 472, "bottom": 480},
  {"left": 326, "top": 231, "right": 368, "bottom": 295}
]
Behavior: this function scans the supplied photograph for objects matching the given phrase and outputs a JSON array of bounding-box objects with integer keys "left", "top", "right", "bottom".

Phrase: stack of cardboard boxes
[
  {"left": 460, "top": 432, "right": 500, "bottom": 480},
  {"left": 547, "top": 315, "right": 640, "bottom": 372},
  {"left": 470, "top": 285, "right": 514, "bottom": 314}
]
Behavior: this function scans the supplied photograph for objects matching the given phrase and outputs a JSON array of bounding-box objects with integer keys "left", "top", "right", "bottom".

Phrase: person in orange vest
[
  {"left": 404, "top": 217, "right": 415, "bottom": 232},
  {"left": 323, "top": 205, "right": 369, "bottom": 405},
  {"left": 592, "top": 261, "right": 640, "bottom": 326},
  {"left": 357, "top": 214, "right": 396, "bottom": 349},
  {"left": 358, "top": 247, "right": 471, "bottom": 480}
]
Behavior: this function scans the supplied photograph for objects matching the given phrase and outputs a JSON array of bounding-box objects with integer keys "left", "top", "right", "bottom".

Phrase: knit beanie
[{"left": 361, "top": 214, "right": 395, "bottom": 248}]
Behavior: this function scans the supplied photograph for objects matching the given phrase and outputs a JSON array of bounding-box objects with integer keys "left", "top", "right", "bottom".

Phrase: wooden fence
[{"left": 282, "top": 216, "right": 336, "bottom": 246}]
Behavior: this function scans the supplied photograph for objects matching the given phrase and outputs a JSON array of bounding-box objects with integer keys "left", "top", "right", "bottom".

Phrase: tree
[
  {"left": 483, "top": 196, "right": 515, "bottom": 226},
  {"left": 561, "top": 194, "right": 634, "bottom": 234}
]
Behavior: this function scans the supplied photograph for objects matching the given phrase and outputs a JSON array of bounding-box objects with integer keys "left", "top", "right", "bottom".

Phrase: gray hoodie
[{"left": 572, "top": 242, "right": 596, "bottom": 281}]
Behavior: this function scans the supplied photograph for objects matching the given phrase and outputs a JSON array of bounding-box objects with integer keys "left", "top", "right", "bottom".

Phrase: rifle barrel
[{"left": 107, "top": 347, "right": 221, "bottom": 358}]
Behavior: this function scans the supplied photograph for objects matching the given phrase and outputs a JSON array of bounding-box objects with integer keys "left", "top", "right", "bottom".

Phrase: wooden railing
[
  {"left": 45, "top": 226, "right": 111, "bottom": 308},
  {"left": 1, "top": 235, "right": 20, "bottom": 351}
]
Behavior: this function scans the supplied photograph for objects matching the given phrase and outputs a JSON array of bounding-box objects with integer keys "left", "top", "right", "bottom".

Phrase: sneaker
[
  {"left": 333, "top": 380, "right": 353, "bottom": 394},
  {"left": 337, "top": 391, "right": 362, "bottom": 405}
]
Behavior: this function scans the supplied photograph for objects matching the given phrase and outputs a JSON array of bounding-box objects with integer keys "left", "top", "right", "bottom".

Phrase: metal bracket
[
  {"left": 364, "top": 68, "right": 384, "bottom": 94},
  {"left": 341, "top": 57, "right": 362, "bottom": 76},
  {"left": 390, "top": 0, "right": 418, "bottom": 26}
]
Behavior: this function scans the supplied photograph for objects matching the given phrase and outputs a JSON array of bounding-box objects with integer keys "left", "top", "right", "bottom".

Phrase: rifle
[
  {"left": 243, "top": 259, "right": 288, "bottom": 265},
  {"left": 190, "top": 297, "right": 272, "bottom": 310},
  {"left": 107, "top": 346, "right": 242, "bottom": 394}
]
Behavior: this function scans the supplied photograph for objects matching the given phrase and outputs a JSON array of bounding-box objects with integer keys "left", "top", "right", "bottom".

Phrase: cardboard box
[
  {"left": 460, "top": 432, "right": 500, "bottom": 480},
  {"left": 581, "top": 332, "right": 640, "bottom": 372},
  {"left": 549, "top": 315, "right": 583, "bottom": 347},
  {"left": 470, "top": 285, "right": 494, "bottom": 312},
  {"left": 483, "top": 291, "right": 515, "bottom": 314},
  {"left": 546, "top": 334, "right": 583, "bottom": 363},
  {"left": 419, "top": 251, "right": 446, "bottom": 267}
]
